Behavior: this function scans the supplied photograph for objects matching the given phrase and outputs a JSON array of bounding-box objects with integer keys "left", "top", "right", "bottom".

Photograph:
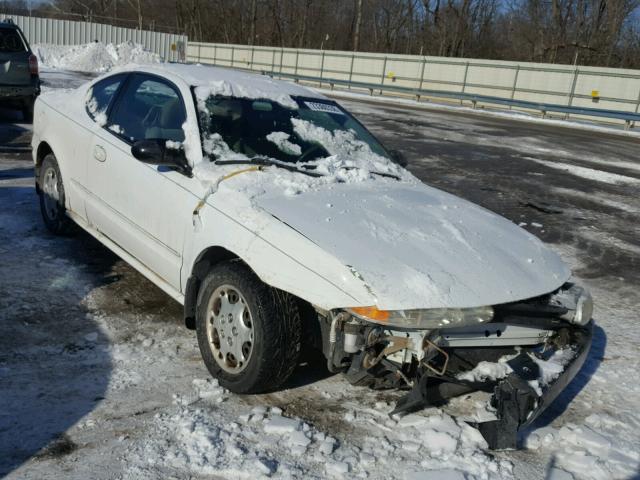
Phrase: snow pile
[
  {"left": 34, "top": 41, "right": 161, "bottom": 73},
  {"left": 127, "top": 396, "right": 515, "bottom": 479}
]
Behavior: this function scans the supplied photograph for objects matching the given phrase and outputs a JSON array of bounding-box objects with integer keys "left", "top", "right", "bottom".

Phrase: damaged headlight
[
  {"left": 347, "top": 305, "right": 494, "bottom": 329},
  {"left": 550, "top": 283, "right": 594, "bottom": 326}
]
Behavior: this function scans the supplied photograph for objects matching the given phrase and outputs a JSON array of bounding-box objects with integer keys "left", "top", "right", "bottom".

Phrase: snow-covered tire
[
  {"left": 195, "top": 260, "right": 302, "bottom": 394},
  {"left": 38, "top": 153, "right": 74, "bottom": 235}
]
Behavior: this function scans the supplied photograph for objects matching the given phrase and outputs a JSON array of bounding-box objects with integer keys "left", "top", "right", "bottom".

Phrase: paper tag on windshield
[{"left": 304, "top": 101, "right": 344, "bottom": 115}]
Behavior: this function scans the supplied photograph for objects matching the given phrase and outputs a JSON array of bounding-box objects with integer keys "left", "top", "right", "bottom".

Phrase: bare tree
[
  {"left": 353, "top": 0, "right": 363, "bottom": 51},
  {"left": 124, "top": 0, "right": 142, "bottom": 29},
  {"left": 249, "top": 0, "right": 257, "bottom": 45}
]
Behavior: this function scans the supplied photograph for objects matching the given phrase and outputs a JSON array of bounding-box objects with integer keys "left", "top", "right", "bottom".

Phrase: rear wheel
[
  {"left": 195, "top": 261, "right": 302, "bottom": 393},
  {"left": 38, "top": 154, "right": 74, "bottom": 235}
]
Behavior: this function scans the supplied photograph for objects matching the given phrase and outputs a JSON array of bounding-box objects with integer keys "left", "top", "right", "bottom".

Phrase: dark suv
[{"left": 0, "top": 19, "right": 40, "bottom": 121}]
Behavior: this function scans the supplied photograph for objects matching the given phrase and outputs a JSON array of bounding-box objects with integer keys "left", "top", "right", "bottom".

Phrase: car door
[
  {"left": 69, "top": 73, "right": 127, "bottom": 221},
  {"left": 85, "top": 73, "right": 196, "bottom": 292}
]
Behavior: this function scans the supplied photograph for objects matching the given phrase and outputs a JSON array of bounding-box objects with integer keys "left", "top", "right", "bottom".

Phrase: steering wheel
[{"left": 298, "top": 144, "right": 328, "bottom": 163}]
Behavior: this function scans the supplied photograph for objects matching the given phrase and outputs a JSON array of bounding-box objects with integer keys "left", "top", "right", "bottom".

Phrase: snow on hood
[{"left": 254, "top": 182, "right": 570, "bottom": 310}]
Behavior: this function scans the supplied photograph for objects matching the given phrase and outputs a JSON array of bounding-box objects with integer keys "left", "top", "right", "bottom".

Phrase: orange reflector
[{"left": 350, "top": 306, "right": 389, "bottom": 322}]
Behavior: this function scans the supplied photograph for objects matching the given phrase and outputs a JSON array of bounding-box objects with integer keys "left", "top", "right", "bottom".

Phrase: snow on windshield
[
  {"left": 266, "top": 132, "right": 302, "bottom": 156},
  {"left": 192, "top": 124, "right": 414, "bottom": 198},
  {"left": 189, "top": 92, "right": 415, "bottom": 199},
  {"left": 195, "top": 82, "right": 298, "bottom": 111},
  {"left": 290, "top": 118, "right": 399, "bottom": 176},
  {"left": 202, "top": 133, "right": 249, "bottom": 161}
]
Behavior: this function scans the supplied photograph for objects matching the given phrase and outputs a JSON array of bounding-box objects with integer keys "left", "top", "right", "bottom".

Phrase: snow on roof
[{"left": 129, "top": 63, "right": 327, "bottom": 101}]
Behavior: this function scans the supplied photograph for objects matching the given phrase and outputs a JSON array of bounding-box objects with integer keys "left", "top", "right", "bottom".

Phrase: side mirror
[
  {"left": 389, "top": 149, "right": 408, "bottom": 168},
  {"left": 131, "top": 139, "right": 192, "bottom": 176}
]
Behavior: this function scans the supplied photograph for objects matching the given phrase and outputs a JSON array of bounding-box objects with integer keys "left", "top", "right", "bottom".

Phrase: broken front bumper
[{"left": 394, "top": 321, "right": 593, "bottom": 450}]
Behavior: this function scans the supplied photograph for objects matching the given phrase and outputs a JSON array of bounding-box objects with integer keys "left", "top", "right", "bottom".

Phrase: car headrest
[
  {"left": 160, "top": 98, "right": 184, "bottom": 128},
  {"left": 209, "top": 100, "right": 242, "bottom": 121}
]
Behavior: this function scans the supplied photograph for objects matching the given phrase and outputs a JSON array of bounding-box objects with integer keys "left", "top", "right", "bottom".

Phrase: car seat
[{"left": 144, "top": 97, "right": 186, "bottom": 142}]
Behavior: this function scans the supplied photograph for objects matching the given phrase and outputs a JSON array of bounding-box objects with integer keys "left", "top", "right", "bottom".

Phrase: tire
[
  {"left": 38, "top": 153, "right": 74, "bottom": 235},
  {"left": 22, "top": 96, "right": 34, "bottom": 123},
  {"left": 195, "top": 260, "right": 302, "bottom": 394}
]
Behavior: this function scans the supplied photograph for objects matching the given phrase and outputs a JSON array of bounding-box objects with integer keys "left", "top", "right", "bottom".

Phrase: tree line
[{"left": 2, "top": 0, "right": 639, "bottom": 69}]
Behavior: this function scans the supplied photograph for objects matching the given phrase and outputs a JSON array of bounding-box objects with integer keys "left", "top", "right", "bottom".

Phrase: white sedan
[{"left": 32, "top": 64, "right": 593, "bottom": 449}]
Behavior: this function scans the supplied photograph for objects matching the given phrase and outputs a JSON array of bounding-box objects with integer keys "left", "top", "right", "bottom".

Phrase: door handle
[{"left": 93, "top": 145, "right": 107, "bottom": 162}]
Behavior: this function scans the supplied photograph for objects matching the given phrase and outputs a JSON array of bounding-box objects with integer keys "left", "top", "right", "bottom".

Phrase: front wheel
[
  {"left": 38, "top": 154, "right": 74, "bottom": 235},
  {"left": 195, "top": 261, "right": 302, "bottom": 394}
]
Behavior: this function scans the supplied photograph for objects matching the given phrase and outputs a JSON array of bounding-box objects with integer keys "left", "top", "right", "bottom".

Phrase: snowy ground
[{"left": 1, "top": 70, "right": 639, "bottom": 480}]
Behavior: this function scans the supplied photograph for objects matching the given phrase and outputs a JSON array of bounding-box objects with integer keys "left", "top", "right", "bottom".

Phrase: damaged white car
[{"left": 32, "top": 64, "right": 593, "bottom": 449}]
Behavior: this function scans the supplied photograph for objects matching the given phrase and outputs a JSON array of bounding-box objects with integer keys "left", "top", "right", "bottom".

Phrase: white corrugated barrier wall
[
  {"left": 5, "top": 14, "right": 186, "bottom": 62},
  {"left": 187, "top": 42, "right": 640, "bottom": 126}
]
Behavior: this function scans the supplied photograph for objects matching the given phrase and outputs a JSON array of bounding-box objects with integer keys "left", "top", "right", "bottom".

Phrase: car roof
[{"left": 126, "top": 63, "right": 328, "bottom": 101}]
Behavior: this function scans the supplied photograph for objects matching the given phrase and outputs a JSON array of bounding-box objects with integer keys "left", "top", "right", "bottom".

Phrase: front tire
[
  {"left": 38, "top": 154, "right": 74, "bottom": 235},
  {"left": 195, "top": 261, "right": 302, "bottom": 394}
]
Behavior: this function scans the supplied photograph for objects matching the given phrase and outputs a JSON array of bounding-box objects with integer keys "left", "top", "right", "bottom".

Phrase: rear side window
[
  {"left": 86, "top": 74, "right": 125, "bottom": 125},
  {"left": 108, "top": 74, "right": 186, "bottom": 143},
  {"left": 0, "top": 27, "right": 26, "bottom": 53}
]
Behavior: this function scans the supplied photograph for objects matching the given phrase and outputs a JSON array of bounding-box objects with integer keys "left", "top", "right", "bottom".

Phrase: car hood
[{"left": 254, "top": 181, "right": 570, "bottom": 310}]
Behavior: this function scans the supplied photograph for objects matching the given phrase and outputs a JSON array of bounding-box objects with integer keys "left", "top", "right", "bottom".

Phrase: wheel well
[
  {"left": 34, "top": 142, "right": 53, "bottom": 192},
  {"left": 183, "top": 246, "right": 241, "bottom": 329},
  {"left": 183, "top": 246, "right": 321, "bottom": 355}
]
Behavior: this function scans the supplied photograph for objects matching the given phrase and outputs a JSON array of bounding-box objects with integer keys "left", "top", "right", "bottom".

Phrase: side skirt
[{"left": 66, "top": 209, "right": 185, "bottom": 305}]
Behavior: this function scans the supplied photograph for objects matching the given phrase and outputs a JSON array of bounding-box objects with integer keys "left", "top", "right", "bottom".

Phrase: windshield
[
  {"left": 0, "top": 27, "right": 27, "bottom": 53},
  {"left": 196, "top": 95, "right": 391, "bottom": 164}
]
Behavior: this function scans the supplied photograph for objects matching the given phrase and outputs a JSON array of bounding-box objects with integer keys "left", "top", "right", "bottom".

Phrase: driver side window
[{"left": 108, "top": 74, "right": 186, "bottom": 144}]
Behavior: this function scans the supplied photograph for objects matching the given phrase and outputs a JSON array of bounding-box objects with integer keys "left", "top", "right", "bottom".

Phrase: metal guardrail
[{"left": 263, "top": 70, "right": 640, "bottom": 130}]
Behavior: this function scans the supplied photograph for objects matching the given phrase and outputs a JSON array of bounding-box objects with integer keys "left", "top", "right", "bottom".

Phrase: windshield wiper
[
  {"left": 213, "top": 158, "right": 325, "bottom": 177},
  {"left": 370, "top": 171, "right": 400, "bottom": 180},
  {"left": 213, "top": 158, "right": 399, "bottom": 180},
  {"left": 336, "top": 165, "right": 400, "bottom": 180}
]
